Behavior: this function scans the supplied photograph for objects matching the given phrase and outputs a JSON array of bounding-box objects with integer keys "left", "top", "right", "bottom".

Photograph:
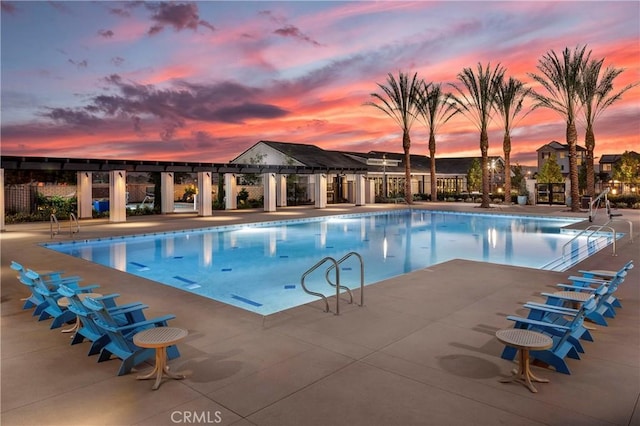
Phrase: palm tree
[
  {"left": 579, "top": 58, "right": 637, "bottom": 197},
  {"left": 449, "top": 63, "right": 505, "bottom": 208},
  {"left": 416, "top": 81, "right": 458, "bottom": 202},
  {"left": 494, "top": 76, "right": 531, "bottom": 205},
  {"left": 366, "top": 72, "right": 422, "bottom": 203},
  {"left": 529, "top": 45, "right": 591, "bottom": 212}
]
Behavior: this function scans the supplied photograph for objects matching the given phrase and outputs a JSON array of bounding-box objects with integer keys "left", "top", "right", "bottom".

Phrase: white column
[
  {"left": 77, "top": 172, "right": 93, "bottom": 219},
  {"left": 355, "top": 174, "right": 366, "bottom": 206},
  {"left": 109, "top": 170, "right": 127, "bottom": 222},
  {"left": 263, "top": 172, "right": 277, "bottom": 212},
  {"left": 161, "top": 172, "right": 175, "bottom": 214},
  {"left": 224, "top": 173, "right": 237, "bottom": 210},
  {"left": 365, "top": 179, "right": 376, "bottom": 204},
  {"left": 276, "top": 174, "right": 288, "bottom": 207},
  {"left": 197, "top": 171, "right": 212, "bottom": 216},
  {"left": 0, "top": 168, "right": 4, "bottom": 231},
  {"left": 314, "top": 173, "right": 327, "bottom": 208}
]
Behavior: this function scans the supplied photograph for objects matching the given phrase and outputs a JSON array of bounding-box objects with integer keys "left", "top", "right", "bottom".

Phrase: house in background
[
  {"left": 231, "top": 140, "right": 505, "bottom": 203},
  {"left": 599, "top": 151, "right": 640, "bottom": 194},
  {"left": 537, "top": 140, "right": 586, "bottom": 176}
]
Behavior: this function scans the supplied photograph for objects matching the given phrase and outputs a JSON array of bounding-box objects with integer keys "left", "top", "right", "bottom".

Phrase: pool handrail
[
  {"left": 325, "top": 251, "right": 364, "bottom": 308},
  {"left": 301, "top": 256, "right": 339, "bottom": 314}
]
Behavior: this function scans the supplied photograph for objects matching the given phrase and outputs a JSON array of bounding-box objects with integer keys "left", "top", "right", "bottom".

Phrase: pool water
[{"left": 43, "top": 210, "right": 617, "bottom": 315}]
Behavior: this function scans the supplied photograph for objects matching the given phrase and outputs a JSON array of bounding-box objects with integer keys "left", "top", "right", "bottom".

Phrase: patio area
[{"left": 2, "top": 203, "right": 638, "bottom": 426}]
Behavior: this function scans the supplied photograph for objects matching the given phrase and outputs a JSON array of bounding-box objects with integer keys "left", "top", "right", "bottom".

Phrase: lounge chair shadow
[
  {"left": 177, "top": 355, "right": 243, "bottom": 383},
  {"left": 437, "top": 354, "right": 501, "bottom": 379}
]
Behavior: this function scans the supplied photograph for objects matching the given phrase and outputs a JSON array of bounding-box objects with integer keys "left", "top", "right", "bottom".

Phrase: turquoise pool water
[{"left": 43, "top": 210, "right": 617, "bottom": 315}]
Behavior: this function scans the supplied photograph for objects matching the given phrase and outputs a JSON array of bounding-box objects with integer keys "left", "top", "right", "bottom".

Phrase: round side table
[
  {"left": 496, "top": 328, "right": 553, "bottom": 393},
  {"left": 133, "top": 327, "right": 188, "bottom": 390}
]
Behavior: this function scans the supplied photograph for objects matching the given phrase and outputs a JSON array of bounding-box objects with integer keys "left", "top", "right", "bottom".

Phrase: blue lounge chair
[
  {"left": 501, "top": 297, "right": 596, "bottom": 375},
  {"left": 579, "top": 260, "right": 633, "bottom": 283},
  {"left": 27, "top": 270, "right": 99, "bottom": 329},
  {"left": 521, "top": 285, "right": 607, "bottom": 353},
  {"left": 11, "top": 261, "right": 82, "bottom": 316},
  {"left": 57, "top": 284, "right": 146, "bottom": 356},
  {"left": 568, "top": 263, "right": 631, "bottom": 311},
  {"left": 553, "top": 278, "right": 622, "bottom": 326},
  {"left": 82, "top": 296, "right": 180, "bottom": 376}
]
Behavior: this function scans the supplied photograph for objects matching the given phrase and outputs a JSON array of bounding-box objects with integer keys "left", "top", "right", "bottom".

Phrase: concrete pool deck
[{"left": 1, "top": 202, "right": 638, "bottom": 426}]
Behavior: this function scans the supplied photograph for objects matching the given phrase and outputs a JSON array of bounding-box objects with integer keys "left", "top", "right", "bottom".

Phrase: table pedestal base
[
  {"left": 500, "top": 348, "right": 549, "bottom": 393},
  {"left": 136, "top": 346, "right": 185, "bottom": 390}
]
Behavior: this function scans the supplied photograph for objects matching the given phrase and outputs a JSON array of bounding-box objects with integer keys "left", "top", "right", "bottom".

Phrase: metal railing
[
  {"left": 50, "top": 214, "right": 60, "bottom": 238},
  {"left": 300, "top": 252, "right": 365, "bottom": 315},
  {"left": 562, "top": 225, "right": 617, "bottom": 259},
  {"left": 325, "top": 251, "right": 364, "bottom": 309},
  {"left": 50, "top": 213, "right": 80, "bottom": 238},
  {"left": 588, "top": 188, "right": 610, "bottom": 222},
  {"left": 69, "top": 213, "right": 80, "bottom": 236}
]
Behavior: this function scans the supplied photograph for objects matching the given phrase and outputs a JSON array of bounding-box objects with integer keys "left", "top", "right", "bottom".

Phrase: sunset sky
[{"left": 1, "top": 1, "right": 638, "bottom": 166}]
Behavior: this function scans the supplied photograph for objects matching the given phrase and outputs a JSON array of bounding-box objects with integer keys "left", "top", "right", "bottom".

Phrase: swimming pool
[{"left": 43, "top": 210, "right": 618, "bottom": 315}]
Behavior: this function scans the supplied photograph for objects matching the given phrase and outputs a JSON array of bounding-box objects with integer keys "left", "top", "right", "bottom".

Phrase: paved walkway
[{"left": 2, "top": 203, "right": 638, "bottom": 425}]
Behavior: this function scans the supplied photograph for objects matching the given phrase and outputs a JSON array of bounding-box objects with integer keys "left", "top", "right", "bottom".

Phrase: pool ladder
[
  {"left": 300, "top": 252, "right": 364, "bottom": 315},
  {"left": 50, "top": 213, "right": 79, "bottom": 238}
]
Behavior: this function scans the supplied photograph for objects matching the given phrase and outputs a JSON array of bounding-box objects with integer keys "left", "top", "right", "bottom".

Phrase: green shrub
[{"left": 608, "top": 194, "right": 640, "bottom": 209}]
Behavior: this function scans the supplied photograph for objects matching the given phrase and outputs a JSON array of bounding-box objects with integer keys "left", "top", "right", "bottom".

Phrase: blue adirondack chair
[
  {"left": 519, "top": 286, "right": 606, "bottom": 354},
  {"left": 11, "top": 261, "right": 83, "bottom": 316},
  {"left": 501, "top": 297, "right": 596, "bottom": 375},
  {"left": 57, "top": 284, "right": 147, "bottom": 356},
  {"left": 551, "top": 279, "right": 620, "bottom": 326},
  {"left": 82, "top": 296, "right": 180, "bottom": 376},
  {"left": 27, "top": 270, "right": 99, "bottom": 329},
  {"left": 565, "top": 264, "right": 631, "bottom": 313}
]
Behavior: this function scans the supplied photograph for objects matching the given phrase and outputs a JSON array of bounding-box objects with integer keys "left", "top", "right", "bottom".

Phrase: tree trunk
[
  {"left": 503, "top": 132, "right": 511, "bottom": 205},
  {"left": 480, "top": 129, "right": 491, "bottom": 208},
  {"left": 403, "top": 130, "right": 412, "bottom": 204},
  {"left": 567, "top": 122, "right": 580, "bottom": 212},
  {"left": 585, "top": 124, "right": 596, "bottom": 197},
  {"left": 429, "top": 132, "right": 437, "bottom": 202}
]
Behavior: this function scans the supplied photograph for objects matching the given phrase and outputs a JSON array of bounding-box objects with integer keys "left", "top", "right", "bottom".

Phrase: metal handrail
[
  {"left": 50, "top": 214, "right": 60, "bottom": 238},
  {"left": 325, "top": 251, "right": 365, "bottom": 308},
  {"left": 606, "top": 218, "right": 633, "bottom": 243},
  {"left": 589, "top": 188, "right": 610, "bottom": 222},
  {"left": 300, "top": 257, "right": 339, "bottom": 314},
  {"left": 562, "top": 225, "right": 617, "bottom": 258},
  {"left": 69, "top": 213, "right": 79, "bottom": 236}
]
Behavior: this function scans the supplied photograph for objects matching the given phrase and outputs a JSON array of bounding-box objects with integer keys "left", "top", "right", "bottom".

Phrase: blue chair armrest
[
  {"left": 506, "top": 315, "right": 570, "bottom": 331},
  {"left": 568, "top": 276, "right": 609, "bottom": 285},
  {"left": 556, "top": 284, "right": 597, "bottom": 292},
  {"left": 109, "top": 315, "right": 177, "bottom": 333},
  {"left": 523, "top": 302, "right": 578, "bottom": 316},
  {"left": 76, "top": 284, "right": 101, "bottom": 293},
  {"left": 107, "top": 303, "right": 147, "bottom": 314},
  {"left": 40, "top": 270, "right": 66, "bottom": 279},
  {"left": 103, "top": 304, "right": 150, "bottom": 316}
]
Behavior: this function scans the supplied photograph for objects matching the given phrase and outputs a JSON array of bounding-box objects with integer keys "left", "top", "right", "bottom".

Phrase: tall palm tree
[
  {"left": 449, "top": 63, "right": 505, "bottom": 208},
  {"left": 494, "top": 76, "right": 531, "bottom": 205},
  {"left": 529, "top": 45, "right": 591, "bottom": 212},
  {"left": 579, "top": 58, "right": 637, "bottom": 197},
  {"left": 366, "top": 71, "right": 421, "bottom": 203},
  {"left": 416, "top": 81, "right": 458, "bottom": 202}
]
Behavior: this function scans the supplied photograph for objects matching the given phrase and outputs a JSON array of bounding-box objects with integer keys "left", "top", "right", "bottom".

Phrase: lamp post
[
  {"left": 382, "top": 154, "right": 388, "bottom": 198},
  {"left": 489, "top": 159, "right": 496, "bottom": 195}
]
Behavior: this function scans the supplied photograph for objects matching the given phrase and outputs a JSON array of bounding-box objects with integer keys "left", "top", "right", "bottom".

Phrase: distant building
[
  {"left": 231, "top": 140, "right": 505, "bottom": 201},
  {"left": 599, "top": 151, "right": 640, "bottom": 180},
  {"left": 536, "top": 141, "right": 586, "bottom": 176}
]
